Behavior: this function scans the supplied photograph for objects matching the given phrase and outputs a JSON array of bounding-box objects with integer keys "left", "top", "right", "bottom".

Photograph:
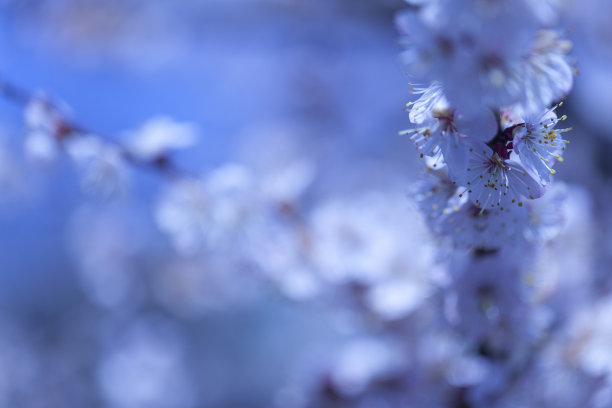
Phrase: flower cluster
[{"left": 399, "top": 0, "right": 574, "bottom": 250}]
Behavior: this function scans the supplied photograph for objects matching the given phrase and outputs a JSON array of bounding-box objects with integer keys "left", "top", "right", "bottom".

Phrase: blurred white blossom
[{"left": 125, "top": 116, "right": 198, "bottom": 161}]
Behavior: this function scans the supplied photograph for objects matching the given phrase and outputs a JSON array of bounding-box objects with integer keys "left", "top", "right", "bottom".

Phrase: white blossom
[{"left": 126, "top": 116, "right": 198, "bottom": 161}]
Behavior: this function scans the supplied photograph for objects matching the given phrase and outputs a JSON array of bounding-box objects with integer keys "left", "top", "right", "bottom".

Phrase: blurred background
[{"left": 0, "top": 0, "right": 612, "bottom": 407}]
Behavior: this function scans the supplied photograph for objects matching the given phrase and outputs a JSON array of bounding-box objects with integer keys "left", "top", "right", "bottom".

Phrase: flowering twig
[{"left": 0, "top": 74, "right": 194, "bottom": 182}]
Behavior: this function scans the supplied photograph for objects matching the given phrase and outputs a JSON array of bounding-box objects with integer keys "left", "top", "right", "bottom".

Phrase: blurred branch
[
  {"left": 0, "top": 75, "right": 31, "bottom": 106},
  {"left": 0, "top": 74, "right": 193, "bottom": 181}
]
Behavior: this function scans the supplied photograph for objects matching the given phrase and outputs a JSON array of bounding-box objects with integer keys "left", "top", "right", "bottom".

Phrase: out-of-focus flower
[
  {"left": 308, "top": 190, "right": 438, "bottom": 318},
  {"left": 125, "top": 116, "right": 198, "bottom": 161},
  {"left": 68, "top": 204, "right": 146, "bottom": 309},
  {"left": 518, "top": 30, "right": 573, "bottom": 115},
  {"left": 23, "top": 97, "right": 72, "bottom": 163},
  {"left": 439, "top": 202, "right": 529, "bottom": 249},
  {"left": 98, "top": 318, "right": 195, "bottom": 408},
  {"left": 65, "top": 136, "right": 129, "bottom": 196},
  {"left": 259, "top": 159, "right": 315, "bottom": 204},
  {"left": 530, "top": 185, "right": 594, "bottom": 316},
  {"left": 154, "top": 177, "right": 210, "bottom": 254},
  {"left": 523, "top": 181, "right": 568, "bottom": 243},
  {"left": 155, "top": 164, "right": 259, "bottom": 254},
  {"left": 328, "top": 337, "right": 404, "bottom": 397},
  {"left": 309, "top": 193, "right": 401, "bottom": 285},
  {"left": 24, "top": 129, "right": 60, "bottom": 163},
  {"left": 445, "top": 250, "right": 542, "bottom": 353},
  {"left": 397, "top": 2, "right": 573, "bottom": 114}
]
